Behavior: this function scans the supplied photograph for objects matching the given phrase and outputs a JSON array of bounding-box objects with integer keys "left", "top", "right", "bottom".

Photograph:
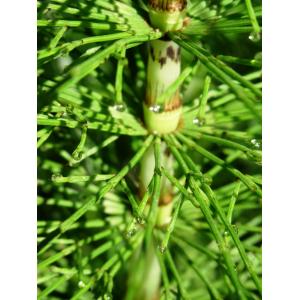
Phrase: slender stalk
[
  {"left": 144, "top": 39, "right": 182, "bottom": 133},
  {"left": 143, "top": 0, "right": 187, "bottom": 134}
]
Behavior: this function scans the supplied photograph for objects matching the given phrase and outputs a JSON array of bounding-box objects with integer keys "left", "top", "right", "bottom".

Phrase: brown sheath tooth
[{"left": 149, "top": 0, "right": 187, "bottom": 12}]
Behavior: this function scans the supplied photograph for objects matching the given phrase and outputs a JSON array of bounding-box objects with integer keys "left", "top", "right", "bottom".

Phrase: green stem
[
  {"left": 148, "top": 0, "right": 187, "bottom": 32},
  {"left": 144, "top": 39, "right": 182, "bottom": 134}
]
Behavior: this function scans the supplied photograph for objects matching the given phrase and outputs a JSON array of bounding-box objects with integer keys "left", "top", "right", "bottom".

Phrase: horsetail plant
[{"left": 37, "top": 0, "right": 262, "bottom": 299}]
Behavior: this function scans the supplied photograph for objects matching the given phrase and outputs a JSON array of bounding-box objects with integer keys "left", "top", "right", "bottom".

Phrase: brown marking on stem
[
  {"left": 159, "top": 56, "right": 167, "bottom": 67},
  {"left": 164, "top": 90, "right": 181, "bottom": 111},
  {"left": 175, "top": 47, "right": 181, "bottom": 63},
  {"left": 177, "top": 115, "right": 184, "bottom": 131},
  {"left": 149, "top": 0, "right": 187, "bottom": 12},
  {"left": 182, "top": 16, "right": 190, "bottom": 28},
  {"left": 166, "top": 45, "right": 175, "bottom": 60},
  {"left": 159, "top": 192, "right": 173, "bottom": 206},
  {"left": 164, "top": 147, "right": 171, "bottom": 156},
  {"left": 150, "top": 45, "right": 155, "bottom": 61}
]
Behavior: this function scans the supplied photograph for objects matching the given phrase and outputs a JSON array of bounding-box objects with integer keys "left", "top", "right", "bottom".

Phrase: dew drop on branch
[
  {"left": 113, "top": 104, "right": 126, "bottom": 112},
  {"left": 126, "top": 227, "right": 137, "bottom": 239},
  {"left": 136, "top": 216, "right": 145, "bottom": 224},
  {"left": 78, "top": 281, "right": 86, "bottom": 288},
  {"left": 249, "top": 31, "right": 261, "bottom": 43},
  {"left": 158, "top": 244, "right": 166, "bottom": 254},
  {"left": 193, "top": 117, "right": 205, "bottom": 126},
  {"left": 104, "top": 293, "right": 112, "bottom": 300},
  {"left": 250, "top": 138, "right": 261, "bottom": 149}
]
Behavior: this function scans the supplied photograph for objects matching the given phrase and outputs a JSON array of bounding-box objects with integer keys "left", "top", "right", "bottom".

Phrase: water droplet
[
  {"left": 113, "top": 104, "right": 126, "bottom": 112},
  {"left": 250, "top": 139, "right": 261, "bottom": 149},
  {"left": 232, "top": 225, "right": 239, "bottom": 235},
  {"left": 249, "top": 31, "right": 261, "bottom": 42},
  {"left": 104, "top": 293, "right": 112, "bottom": 300},
  {"left": 149, "top": 104, "right": 163, "bottom": 113},
  {"left": 78, "top": 280, "right": 86, "bottom": 288},
  {"left": 136, "top": 216, "right": 145, "bottom": 224},
  {"left": 224, "top": 231, "right": 229, "bottom": 237},
  {"left": 72, "top": 151, "right": 83, "bottom": 161},
  {"left": 51, "top": 173, "right": 62, "bottom": 181},
  {"left": 126, "top": 227, "right": 137, "bottom": 239},
  {"left": 158, "top": 244, "right": 166, "bottom": 254},
  {"left": 193, "top": 117, "right": 205, "bottom": 126}
]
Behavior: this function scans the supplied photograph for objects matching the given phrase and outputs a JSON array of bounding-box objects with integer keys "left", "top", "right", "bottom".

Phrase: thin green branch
[
  {"left": 196, "top": 75, "right": 211, "bottom": 122},
  {"left": 45, "top": 31, "right": 162, "bottom": 95},
  {"left": 115, "top": 48, "right": 127, "bottom": 105},
  {"left": 145, "top": 137, "right": 162, "bottom": 247},
  {"left": 227, "top": 181, "right": 241, "bottom": 224},
  {"left": 170, "top": 34, "right": 261, "bottom": 118},
  {"left": 165, "top": 250, "right": 189, "bottom": 300},
  {"left": 175, "top": 133, "right": 262, "bottom": 197},
  {"left": 38, "top": 135, "right": 154, "bottom": 255},
  {"left": 244, "top": 0, "right": 261, "bottom": 36}
]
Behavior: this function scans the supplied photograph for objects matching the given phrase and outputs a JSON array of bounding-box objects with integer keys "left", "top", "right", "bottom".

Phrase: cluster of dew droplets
[
  {"left": 149, "top": 104, "right": 163, "bottom": 114},
  {"left": 103, "top": 293, "right": 112, "bottom": 300},
  {"left": 136, "top": 216, "right": 145, "bottom": 225},
  {"left": 157, "top": 244, "right": 167, "bottom": 254},
  {"left": 245, "top": 139, "right": 262, "bottom": 164},
  {"left": 126, "top": 223, "right": 137, "bottom": 239},
  {"left": 192, "top": 117, "right": 206, "bottom": 127},
  {"left": 250, "top": 138, "right": 261, "bottom": 150},
  {"left": 112, "top": 103, "right": 127, "bottom": 112},
  {"left": 125, "top": 215, "right": 146, "bottom": 239}
]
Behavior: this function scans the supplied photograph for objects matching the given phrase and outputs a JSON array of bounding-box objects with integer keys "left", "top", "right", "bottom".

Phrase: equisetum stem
[
  {"left": 133, "top": 1, "right": 187, "bottom": 299},
  {"left": 144, "top": 39, "right": 182, "bottom": 134},
  {"left": 143, "top": 0, "right": 187, "bottom": 134}
]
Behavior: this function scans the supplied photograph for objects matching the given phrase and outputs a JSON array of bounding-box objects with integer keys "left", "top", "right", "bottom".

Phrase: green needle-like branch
[
  {"left": 197, "top": 75, "right": 211, "bottom": 122},
  {"left": 38, "top": 135, "right": 154, "bottom": 255},
  {"left": 244, "top": 0, "right": 261, "bottom": 36},
  {"left": 145, "top": 137, "right": 162, "bottom": 247}
]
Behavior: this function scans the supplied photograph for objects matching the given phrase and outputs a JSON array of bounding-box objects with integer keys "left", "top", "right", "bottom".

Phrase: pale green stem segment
[
  {"left": 144, "top": 39, "right": 182, "bottom": 133},
  {"left": 140, "top": 141, "right": 175, "bottom": 226},
  {"left": 143, "top": 0, "right": 188, "bottom": 134},
  {"left": 134, "top": 2, "right": 187, "bottom": 299}
]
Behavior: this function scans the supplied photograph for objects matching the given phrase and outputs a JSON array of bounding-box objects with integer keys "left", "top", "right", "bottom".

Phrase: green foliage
[{"left": 37, "top": 0, "right": 262, "bottom": 299}]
